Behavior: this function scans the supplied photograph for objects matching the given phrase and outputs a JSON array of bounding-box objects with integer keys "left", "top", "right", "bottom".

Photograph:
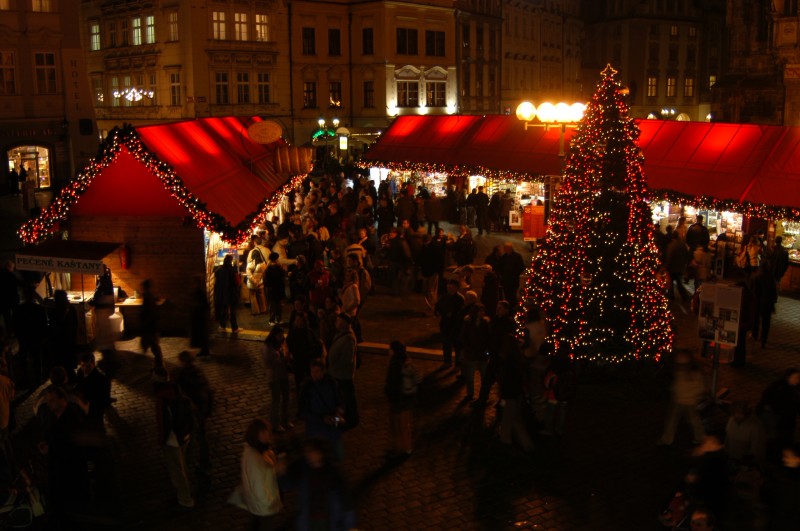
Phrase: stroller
[{"left": 0, "top": 466, "right": 45, "bottom": 529}]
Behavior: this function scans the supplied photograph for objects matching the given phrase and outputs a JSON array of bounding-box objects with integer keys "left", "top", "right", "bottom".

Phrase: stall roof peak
[{"left": 19, "top": 116, "right": 307, "bottom": 245}]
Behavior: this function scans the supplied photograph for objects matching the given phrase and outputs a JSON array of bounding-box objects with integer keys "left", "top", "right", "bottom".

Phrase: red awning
[
  {"left": 136, "top": 116, "right": 287, "bottom": 227},
  {"left": 361, "top": 115, "right": 800, "bottom": 210}
]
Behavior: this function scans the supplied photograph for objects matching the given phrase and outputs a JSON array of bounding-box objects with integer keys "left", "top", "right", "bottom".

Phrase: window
[
  {"left": 647, "top": 76, "right": 657, "bottom": 97},
  {"left": 708, "top": 75, "right": 717, "bottom": 88},
  {"left": 169, "top": 72, "right": 181, "bottom": 105},
  {"left": 148, "top": 73, "right": 157, "bottom": 105},
  {"left": 215, "top": 72, "right": 229, "bottom": 104},
  {"left": 668, "top": 44, "right": 678, "bottom": 62},
  {"left": 111, "top": 76, "right": 119, "bottom": 106},
  {"left": 488, "top": 68, "right": 495, "bottom": 97},
  {"left": 213, "top": 11, "right": 226, "bottom": 40},
  {"left": 425, "top": 30, "right": 445, "bottom": 57},
  {"left": 363, "top": 80, "right": 374, "bottom": 108},
  {"left": 31, "top": 0, "right": 51, "bottom": 12},
  {"left": 122, "top": 75, "right": 131, "bottom": 106},
  {"left": 666, "top": 76, "right": 676, "bottom": 97},
  {"left": 688, "top": 26, "right": 696, "bottom": 38},
  {"left": 476, "top": 27, "right": 483, "bottom": 53},
  {"left": 34, "top": 52, "right": 56, "bottom": 93},
  {"left": 90, "top": 23, "right": 101, "bottom": 51},
  {"left": 257, "top": 72, "right": 270, "bottom": 103},
  {"left": 396, "top": 28, "right": 418, "bottom": 55},
  {"left": 648, "top": 44, "right": 659, "bottom": 62},
  {"left": 255, "top": 14, "right": 269, "bottom": 42},
  {"left": 0, "top": 0, "right": 9, "bottom": 9},
  {"left": 0, "top": 52, "right": 15, "bottom": 95},
  {"left": 329, "top": 81, "right": 342, "bottom": 106},
  {"left": 302, "top": 28, "right": 315, "bottom": 55},
  {"left": 121, "top": 20, "right": 129, "bottom": 45},
  {"left": 489, "top": 28, "right": 497, "bottom": 54},
  {"left": 362, "top": 28, "right": 374, "bottom": 55},
  {"left": 234, "top": 13, "right": 248, "bottom": 41},
  {"left": 109, "top": 22, "right": 116, "bottom": 47},
  {"left": 670, "top": 25, "right": 678, "bottom": 37},
  {"left": 397, "top": 81, "right": 418, "bottom": 107},
  {"left": 132, "top": 17, "right": 142, "bottom": 46},
  {"left": 426, "top": 81, "right": 445, "bottom": 107},
  {"left": 237, "top": 72, "right": 249, "bottom": 103},
  {"left": 145, "top": 15, "right": 155, "bottom": 44},
  {"left": 686, "top": 46, "right": 696, "bottom": 63},
  {"left": 328, "top": 29, "right": 341, "bottom": 56},
  {"left": 462, "top": 67, "right": 470, "bottom": 97},
  {"left": 684, "top": 77, "right": 694, "bottom": 98},
  {"left": 302, "top": 81, "right": 316, "bottom": 108},
  {"left": 168, "top": 12, "right": 179, "bottom": 41},
  {"left": 91, "top": 77, "right": 103, "bottom": 105},
  {"left": 462, "top": 25, "right": 470, "bottom": 49}
]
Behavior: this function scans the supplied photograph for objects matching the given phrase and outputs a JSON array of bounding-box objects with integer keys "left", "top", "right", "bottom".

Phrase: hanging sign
[{"left": 247, "top": 120, "right": 283, "bottom": 144}]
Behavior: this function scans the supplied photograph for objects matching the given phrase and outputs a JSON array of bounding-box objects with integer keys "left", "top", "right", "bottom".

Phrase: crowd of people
[{"left": 2, "top": 169, "right": 800, "bottom": 530}]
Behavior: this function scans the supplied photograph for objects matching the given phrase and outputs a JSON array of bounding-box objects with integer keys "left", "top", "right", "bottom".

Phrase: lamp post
[
  {"left": 317, "top": 118, "right": 339, "bottom": 167},
  {"left": 515, "top": 101, "right": 586, "bottom": 156}
]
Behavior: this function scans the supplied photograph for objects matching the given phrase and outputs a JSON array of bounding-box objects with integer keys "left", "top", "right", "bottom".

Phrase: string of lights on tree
[
  {"left": 18, "top": 125, "right": 307, "bottom": 247},
  {"left": 516, "top": 64, "right": 674, "bottom": 363}
]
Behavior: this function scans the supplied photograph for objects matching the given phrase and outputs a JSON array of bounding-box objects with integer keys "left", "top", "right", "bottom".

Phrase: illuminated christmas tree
[{"left": 521, "top": 65, "right": 673, "bottom": 363}]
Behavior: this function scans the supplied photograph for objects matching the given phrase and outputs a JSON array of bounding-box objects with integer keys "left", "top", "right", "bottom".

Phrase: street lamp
[
  {"left": 316, "top": 118, "right": 340, "bottom": 167},
  {"left": 515, "top": 101, "right": 586, "bottom": 156}
]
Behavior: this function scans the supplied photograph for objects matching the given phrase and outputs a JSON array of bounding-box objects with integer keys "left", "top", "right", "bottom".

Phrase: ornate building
[
  {"left": 456, "top": 0, "right": 503, "bottom": 114},
  {"left": 501, "top": 0, "right": 583, "bottom": 113},
  {"left": 582, "top": 0, "right": 726, "bottom": 122},
  {"left": 0, "top": 0, "right": 97, "bottom": 196}
]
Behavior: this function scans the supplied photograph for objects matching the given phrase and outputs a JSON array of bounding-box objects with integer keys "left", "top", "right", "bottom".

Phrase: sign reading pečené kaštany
[{"left": 15, "top": 254, "right": 106, "bottom": 275}]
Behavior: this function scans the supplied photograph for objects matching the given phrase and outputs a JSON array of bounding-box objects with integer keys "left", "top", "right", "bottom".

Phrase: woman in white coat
[{"left": 239, "top": 418, "right": 282, "bottom": 530}]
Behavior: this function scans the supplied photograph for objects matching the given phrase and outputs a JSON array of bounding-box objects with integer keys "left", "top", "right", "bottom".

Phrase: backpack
[{"left": 168, "top": 393, "right": 195, "bottom": 443}]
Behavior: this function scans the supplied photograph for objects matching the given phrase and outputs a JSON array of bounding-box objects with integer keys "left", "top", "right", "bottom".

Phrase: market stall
[{"left": 18, "top": 116, "right": 312, "bottom": 333}]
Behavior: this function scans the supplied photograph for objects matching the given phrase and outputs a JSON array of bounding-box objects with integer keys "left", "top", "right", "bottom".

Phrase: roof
[
  {"left": 361, "top": 115, "right": 800, "bottom": 219},
  {"left": 19, "top": 116, "right": 307, "bottom": 244}
]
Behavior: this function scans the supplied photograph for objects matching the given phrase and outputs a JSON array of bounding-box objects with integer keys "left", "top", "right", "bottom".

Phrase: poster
[
  {"left": 697, "top": 283, "right": 742, "bottom": 347},
  {"left": 522, "top": 204, "right": 546, "bottom": 241}
]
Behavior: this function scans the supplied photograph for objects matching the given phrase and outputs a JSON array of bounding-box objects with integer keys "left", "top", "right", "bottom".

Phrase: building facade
[
  {"left": 456, "top": 0, "right": 503, "bottom": 114},
  {"left": 582, "top": 0, "right": 726, "bottom": 122},
  {"left": 0, "top": 0, "right": 97, "bottom": 199},
  {"left": 80, "top": 0, "right": 293, "bottom": 139},
  {"left": 501, "top": 0, "right": 583, "bottom": 114}
]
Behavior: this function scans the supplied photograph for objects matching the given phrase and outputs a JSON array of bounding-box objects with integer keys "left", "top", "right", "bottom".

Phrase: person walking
[
  {"left": 327, "top": 313, "right": 359, "bottom": 431},
  {"left": 141, "top": 279, "right": 164, "bottom": 367},
  {"left": 299, "top": 360, "right": 345, "bottom": 459},
  {"left": 665, "top": 232, "right": 691, "bottom": 300},
  {"left": 460, "top": 303, "right": 490, "bottom": 402},
  {"left": 237, "top": 418, "right": 282, "bottom": 531},
  {"left": 214, "top": 254, "right": 240, "bottom": 333},
  {"left": 752, "top": 262, "right": 777, "bottom": 349},
  {"left": 262, "top": 326, "right": 292, "bottom": 433},
  {"left": 498, "top": 242, "right": 526, "bottom": 309},
  {"left": 265, "top": 252, "right": 286, "bottom": 325},
  {"left": 173, "top": 350, "right": 214, "bottom": 474},
  {"left": 657, "top": 350, "right": 707, "bottom": 446},
  {"left": 498, "top": 335, "right": 534, "bottom": 452},
  {"left": 434, "top": 279, "right": 464, "bottom": 368},
  {"left": 246, "top": 249, "right": 268, "bottom": 315},
  {"left": 384, "top": 341, "right": 418, "bottom": 459}
]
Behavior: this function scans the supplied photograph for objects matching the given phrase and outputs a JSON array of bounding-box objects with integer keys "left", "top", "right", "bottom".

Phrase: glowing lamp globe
[{"left": 515, "top": 101, "right": 537, "bottom": 122}]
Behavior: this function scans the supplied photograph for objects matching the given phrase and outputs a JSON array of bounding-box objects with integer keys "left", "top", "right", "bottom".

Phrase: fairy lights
[
  {"left": 516, "top": 64, "right": 674, "bottom": 363},
  {"left": 18, "top": 125, "right": 307, "bottom": 247}
]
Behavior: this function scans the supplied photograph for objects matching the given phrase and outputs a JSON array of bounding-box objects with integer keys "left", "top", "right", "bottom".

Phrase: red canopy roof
[
  {"left": 362, "top": 115, "right": 800, "bottom": 212},
  {"left": 20, "top": 116, "right": 302, "bottom": 244}
]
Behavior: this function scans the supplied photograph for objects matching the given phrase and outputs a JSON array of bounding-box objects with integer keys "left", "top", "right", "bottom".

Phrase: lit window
[
  {"left": 110, "top": 76, "right": 119, "bottom": 106},
  {"left": 91, "top": 77, "right": 103, "bottom": 105},
  {"left": 237, "top": 72, "right": 250, "bottom": 103},
  {"left": 31, "top": 0, "right": 51, "bottom": 12},
  {"left": 688, "top": 26, "right": 697, "bottom": 38},
  {"left": 234, "top": 13, "right": 248, "bottom": 41},
  {"left": 213, "top": 11, "right": 226, "bottom": 40},
  {"left": 255, "top": 14, "right": 269, "bottom": 42},
  {"left": 34, "top": 52, "right": 56, "bottom": 94},
  {"left": 0, "top": 0, "right": 9, "bottom": 10},
  {"left": 397, "top": 81, "right": 418, "bottom": 107},
  {"left": 170, "top": 72, "right": 181, "bottom": 105},
  {"left": 215, "top": 72, "right": 229, "bottom": 104},
  {"left": 303, "top": 81, "right": 316, "bottom": 108},
  {"left": 647, "top": 76, "right": 657, "bottom": 97},
  {"left": 426, "top": 81, "right": 446, "bottom": 107},
  {"left": 168, "top": 12, "right": 179, "bottom": 41},
  {"left": 132, "top": 17, "right": 142, "bottom": 46},
  {"left": 90, "top": 23, "right": 101, "bottom": 51},
  {"left": 329, "top": 81, "right": 342, "bottom": 107},
  {"left": 148, "top": 73, "right": 157, "bottom": 105},
  {"left": 0, "top": 52, "right": 15, "bottom": 95},
  {"left": 145, "top": 15, "right": 155, "bottom": 44},
  {"left": 670, "top": 25, "right": 678, "bottom": 37},
  {"left": 666, "top": 76, "right": 676, "bottom": 97},
  {"left": 684, "top": 77, "right": 694, "bottom": 98},
  {"left": 257, "top": 72, "right": 270, "bottom": 103},
  {"left": 709, "top": 75, "right": 717, "bottom": 88}
]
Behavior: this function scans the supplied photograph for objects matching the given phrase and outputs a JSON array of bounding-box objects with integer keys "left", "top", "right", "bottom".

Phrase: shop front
[{"left": 18, "top": 116, "right": 311, "bottom": 334}]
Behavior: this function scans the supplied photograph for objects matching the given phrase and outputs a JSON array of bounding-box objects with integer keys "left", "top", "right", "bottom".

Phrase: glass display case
[{"left": 780, "top": 221, "right": 800, "bottom": 263}]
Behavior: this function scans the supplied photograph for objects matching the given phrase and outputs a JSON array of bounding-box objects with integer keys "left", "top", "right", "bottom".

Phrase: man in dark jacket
[
  {"left": 75, "top": 352, "right": 111, "bottom": 426},
  {"left": 434, "top": 279, "right": 464, "bottom": 367},
  {"left": 686, "top": 215, "right": 711, "bottom": 251},
  {"left": 665, "top": 233, "right": 691, "bottom": 300},
  {"left": 173, "top": 350, "right": 214, "bottom": 473},
  {"left": 474, "top": 186, "right": 491, "bottom": 235},
  {"left": 498, "top": 242, "right": 526, "bottom": 309},
  {"left": 214, "top": 254, "right": 239, "bottom": 332}
]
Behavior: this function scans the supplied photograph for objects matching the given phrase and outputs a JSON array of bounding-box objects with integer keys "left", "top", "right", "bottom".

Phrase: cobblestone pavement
[{"left": 3, "top": 197, "right": 800, "bottom": 530}]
